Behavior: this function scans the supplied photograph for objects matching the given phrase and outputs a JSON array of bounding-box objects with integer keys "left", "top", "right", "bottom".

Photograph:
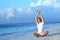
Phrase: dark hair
[{"left": 37, "top": 17, "right": 42, "bottom": 22}]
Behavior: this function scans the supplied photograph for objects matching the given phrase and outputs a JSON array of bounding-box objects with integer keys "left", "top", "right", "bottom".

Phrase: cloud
[
  {"left": 26, "top": 8, "right": 32, "bottom": 14},
  {"left": 17, "top": 7, "right": 33, "bottom": 14},
  {"left": 0, "top": 7, "right": 33, "bottom": 19},
  {"left": 0, "top": 11, "right": 2, "bottom": 16},
  {"left": 0, "top": 10, "right": 6, "bottom": 18},
  {"left": 0, "top": 11, "right": 2, "bottom": 15},
  {"left": 43, "top": 0, "right": 60, "bottom": 8},
  {"left": 36, "top": 0, "right": 42, "bottom": 6},
  {"left": 30, "top": 2, "right": 35, "bottom": 7},
  {"left": 43, "top": 0, "right": 53, "bottom": 6},
  {"left": 30, "top": 0, "right": 60, "bottom": 8},
  {"left": 0, "top": 7, "right": 15, "bottom": 19},
  {"left": 6, "top": 7, "right": 14, "bottom": 19},
  {"left": 54, "top": 3, "right": 60, "bottom": 8},
  {"left": 18, "top": 8, "right": 23, "bottom": 13},
  {"left": 30, "top": 0, "right": 42, "bottom": 7},
  {"left": 0, "top": 11, "right": 2, "bottom": 13}
]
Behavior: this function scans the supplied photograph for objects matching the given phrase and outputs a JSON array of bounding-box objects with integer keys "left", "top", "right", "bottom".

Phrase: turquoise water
[{"left": 0, "top": 23, "right": 60, "bottom": 40}]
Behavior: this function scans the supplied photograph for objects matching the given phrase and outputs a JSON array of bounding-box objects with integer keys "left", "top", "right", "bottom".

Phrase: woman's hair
[{"left": 37, "top": 17, "right": 42, "bottom": 22}]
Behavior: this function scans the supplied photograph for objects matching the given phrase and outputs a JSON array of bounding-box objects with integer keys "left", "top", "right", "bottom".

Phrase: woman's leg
[{"left": 33, "top": 31, "right": 48, "bottom": 37}]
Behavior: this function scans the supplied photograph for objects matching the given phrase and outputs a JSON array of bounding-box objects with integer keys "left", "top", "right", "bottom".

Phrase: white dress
[{"left": 37, "top": 22, "right": 44, "bottom": 34}]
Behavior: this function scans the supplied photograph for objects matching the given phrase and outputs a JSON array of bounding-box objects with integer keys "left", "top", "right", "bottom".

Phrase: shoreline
[{"left": 11, "top": 26, "right": 60, "bottom": 40}]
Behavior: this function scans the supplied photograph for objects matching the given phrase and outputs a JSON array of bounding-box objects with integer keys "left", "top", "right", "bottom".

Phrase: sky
[{"left": 0, "top": 0, "right": 60, "bottom": 24}]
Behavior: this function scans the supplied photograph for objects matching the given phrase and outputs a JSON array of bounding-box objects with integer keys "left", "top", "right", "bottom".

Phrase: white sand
[
  {"left": 10, "top": 27, "right": 60, "bottom": 40},
  {"left": 10, "top": 32, "right": 38, "bottom": 40}
]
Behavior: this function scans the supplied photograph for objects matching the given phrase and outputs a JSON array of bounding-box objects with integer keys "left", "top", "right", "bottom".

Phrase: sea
[{"left": 0, "top": 23, "right": 60, "bottom": 40}]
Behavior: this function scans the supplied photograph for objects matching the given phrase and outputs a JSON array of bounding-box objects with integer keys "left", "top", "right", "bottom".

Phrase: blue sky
[
  {"left": 0, "top": 0, "right": 38, "bottom": 10},
  {"left": 0, "top": 0, "right": 60, "bottom": 24}
]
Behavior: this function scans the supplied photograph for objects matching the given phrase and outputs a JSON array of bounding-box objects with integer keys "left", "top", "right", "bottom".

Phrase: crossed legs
[{"left": 33, "top": 31, "right": 48, "bottom": 38}]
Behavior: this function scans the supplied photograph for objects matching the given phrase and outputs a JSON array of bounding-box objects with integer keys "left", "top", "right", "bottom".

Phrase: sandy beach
[{"left": 10, "top": 26, "right": 60, "bottom": 40}]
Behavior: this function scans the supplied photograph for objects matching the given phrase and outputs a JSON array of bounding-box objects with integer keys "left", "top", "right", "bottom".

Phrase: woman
[{"left": 33, "top": 10, "right": 48, "bottom": 37}]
